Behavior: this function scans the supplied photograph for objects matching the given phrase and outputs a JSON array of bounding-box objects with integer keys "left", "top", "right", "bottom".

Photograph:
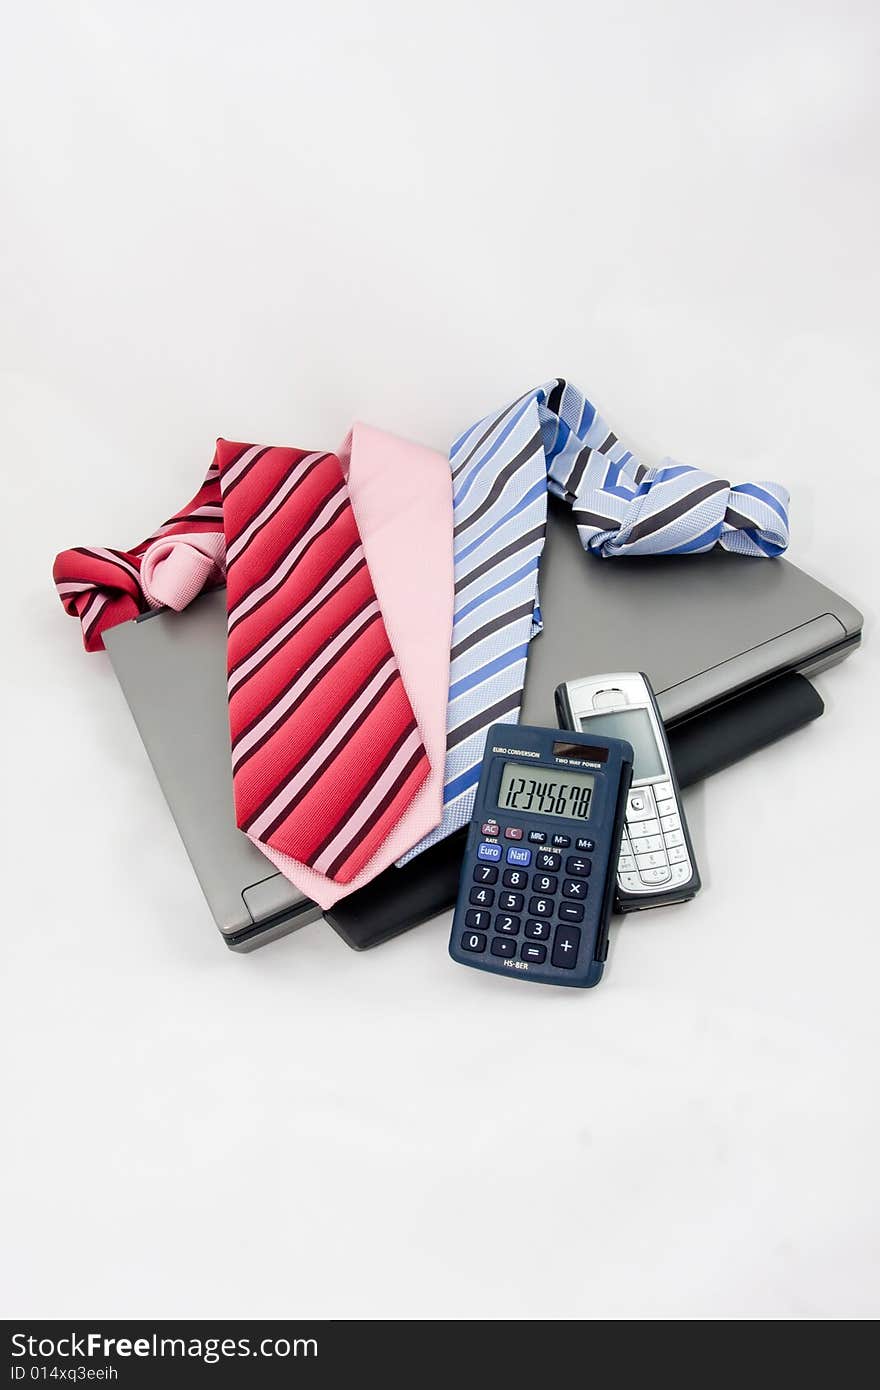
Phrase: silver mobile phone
[{"left": 555, "top": 672, "right": 700, "bottom": 912}]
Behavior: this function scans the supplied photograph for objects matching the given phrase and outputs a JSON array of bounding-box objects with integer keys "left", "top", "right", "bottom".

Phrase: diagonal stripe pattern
[
  {"left": 398, "top": 378, "right": 790, "bottom": 864},
  {"left": 54, "top": 439, "right": 431, "bottom": 884}
]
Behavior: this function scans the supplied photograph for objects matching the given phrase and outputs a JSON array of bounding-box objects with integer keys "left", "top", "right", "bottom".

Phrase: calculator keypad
[
  {"left": 619, "top": 784, "right": 692, "bottom": 893},
  {"left": 467, "top": 822, "right": 594, "bottom": 970}
]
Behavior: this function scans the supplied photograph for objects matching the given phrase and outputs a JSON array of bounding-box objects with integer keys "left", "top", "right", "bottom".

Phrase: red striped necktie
[{"left": 53, "top": 439, "right": 431, "bottom": 884}]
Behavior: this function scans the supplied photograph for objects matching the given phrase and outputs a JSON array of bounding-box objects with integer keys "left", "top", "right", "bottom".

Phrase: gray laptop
[{"left": 104, "top": 504, "right": 862, "bottom": 951}]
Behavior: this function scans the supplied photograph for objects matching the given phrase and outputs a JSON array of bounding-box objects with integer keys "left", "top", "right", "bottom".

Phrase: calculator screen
[{"left": 498, "top": 762, "right": 595, "bottom": 820}]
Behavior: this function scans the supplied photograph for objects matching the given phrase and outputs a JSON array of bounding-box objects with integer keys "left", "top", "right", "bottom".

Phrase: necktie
[
  {"left": 398, "top": 378, "right": 791, "bottom": 863},
  {"left": 54, "top": 439, "right": 431, "bottom": 884}
]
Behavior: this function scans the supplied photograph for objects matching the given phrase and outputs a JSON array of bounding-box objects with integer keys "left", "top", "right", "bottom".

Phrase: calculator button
[
  {"left": 635, "top": 851, "right": 667, "bottom": 871},
  {"left": 664, "top": 829, "right": 684, "bottom": 849},
  {"left": 521, "top": 942, "right": 547, "bottom": 963},
  {"left": 494, "top": 915, "right": 521, "bottom": 936},
  {"left": 669, "top": 861, "right": 693, "bottom": 884},
  {"left": 552, "top": 924, "right": 581, "bottom": 969},
  {"left": 576, "top": 837, "right": 595, "bottom": 852},
  {"left": 558, "top": 901, "right": 585, "bottom": 923},
  {"left": 528, "top": 896, "right": 554, "bottom": 918},
  {"left": 535, "top": 851, "right": 561, "bottom": 872},
  {"left": 473, "top": 864, "right": 498, "bottom": 884},
  {"left": 655, "top": 798, "right": 676, "bottom": 819},
  {"left": 504, "top": 826, "right": 524, "bottom": 840},
  {"left": 525, "top": 919, "right": 551, "bottom": 940},
  {"left": 481, "top": 821, "right": 500, "bottom": 838},
  {"left": 498, "top": 892, "right": 524, "bottom": 912},
  {"left": 565, "top": 855, "right": 592, "bottom": 877},
  {"left": 465, "top": 909, "right": 490, "bottom": 930},
  {"left": 551, "top": 833, "right": 571, "bottom": 848},
  {"left": 619, "top": 871, "right": 642, "bottom": 892},
  {"left": 502, "top": 868, "right": 528, "bottom": 889},
  {"left": 667, "top": 844, "right": 688, "bottom": 864},
  {"left": 477, "top": 842, "right": 502, "bottom": 862},
  {"left": 640, "top": 866, "right": 672, "bottom": 885},
  {"left": 562, "top": 879, "right": 588, "bottom": 900},
  {"left": 531, "top": 873, "right": 557, "bottom": 894},
  {"left": 654, "top": 781, "right": 674, "bottom": 802},
  {"left": 490, "top": 936, "right": 516, "bottom": 957},
  {"left": 506, "top": 846, "right": 532, "bottom": 866},
  {"left": 630, "top": 834, "right": 662, "bottom": 854},
  {"left": 469, "top": 886, "right": 495, "bottom": 907},
  {"left": 659, "top": 814, "right": 680, "bottom": 833},
  {"left": 527, "top": 830, "right": 547, "bottom": 844},
  {"left": 627, "top": 790, "right": 655, "bottom": 821},
  {"left": 461, "top": 931, "right": 486, "bottom": 952},
  {"left": 619, "top": 854, "right": 636, "bottom": 872}
]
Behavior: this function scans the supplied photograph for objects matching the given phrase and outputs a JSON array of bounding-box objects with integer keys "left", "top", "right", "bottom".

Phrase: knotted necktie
[
  {"left": 399, "top": 378, "right": 791, "bottom": 863},
  {"left": 54, "top": 440, "right": 431, "bottom": 883}
]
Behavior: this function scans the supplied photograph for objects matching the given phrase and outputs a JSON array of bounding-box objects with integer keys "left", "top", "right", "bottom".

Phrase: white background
[{"left": 2, "top": 0, "right": 878, "bottom": 1321}]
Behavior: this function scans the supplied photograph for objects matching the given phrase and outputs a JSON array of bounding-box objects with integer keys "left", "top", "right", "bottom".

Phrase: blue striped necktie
[{"left": 398, "top": 378, "right": 790, "bottom": 864}]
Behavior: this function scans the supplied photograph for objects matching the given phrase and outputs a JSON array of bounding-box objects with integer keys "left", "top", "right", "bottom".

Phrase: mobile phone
[{"left": 555, "top": 673, "right": 700, "bottom": 912}]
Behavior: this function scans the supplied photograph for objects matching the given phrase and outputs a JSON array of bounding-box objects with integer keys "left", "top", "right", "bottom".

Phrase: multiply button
[
  {"left": 565, "top": 856, "right": 591, "bottom": 877},
  {"left": 551, "top": 923, "right": 581, "bottom": 969},
  {"left": 562, "top": 879, "right": 587, "bottom": 900}
]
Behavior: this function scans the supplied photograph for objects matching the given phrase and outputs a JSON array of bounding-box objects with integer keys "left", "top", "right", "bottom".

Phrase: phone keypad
[
  {"left": 619, "top": 783, "right": 692, "bottom": 893},
  {"left": 467, "top": 826, "right": 590, "bottom": 970}
]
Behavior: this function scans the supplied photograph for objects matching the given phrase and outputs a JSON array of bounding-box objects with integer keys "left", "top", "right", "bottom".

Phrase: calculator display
[{"left": 498, "top": 762, "right": 595, "bottom": 820}]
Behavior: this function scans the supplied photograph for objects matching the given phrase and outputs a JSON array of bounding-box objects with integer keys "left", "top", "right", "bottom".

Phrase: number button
[
  {"left": 558, "top": 902, "right": 584, "bottom": 923},
  {"left": 461, "top": 931, "right": 486, "bottom": 953},
  {"left": 551, "top": 833, "right": 571, "bottom": 848},
  {"left": 562, "top": 879, "right": 587, "bottom": 899},
  {"left": 532, "top": 873, "right": 557, "bottom": 894},
  {"left": 469, "top": 886, "right": 495, "bottom": 907},
  {"left": 535, "top": 851, "right": 561, "bottom": 872},
  {"left": 498, "top": 892, "right": 524, "bottom": 912},
  {"left": 494, "top": 914, "right": 521, "bottom": 935},
  {"left": 551, "top": 923, "right": 581, "bottom": 969},
  {"left": 473, "top": 864, "right": 498, "bottom": 884},
  {"left": 521, "top": 942, "right": 547, "bottom": 963},
  {"left": 565, "top": 855, "right": 591, "bottom": 877},
  {"left": 525, "top": 919, "right": 551, "bottom": 940},
  {"left": 490, "top": 937, "right": 516, "bottom": 957},
  {"left": 465, "top": 909, "right": 490, "bottom": 930},
  {"left": 528, "top": 896, "right": 554, "bottom": 918},
  {"left": 502, "top": 868, "right": 528, "bottom": 889}
]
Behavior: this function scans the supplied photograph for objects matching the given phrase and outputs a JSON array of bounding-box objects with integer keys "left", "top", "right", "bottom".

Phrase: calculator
[{"left": 449, "top": 724, "right": 633, "bottom": 988}]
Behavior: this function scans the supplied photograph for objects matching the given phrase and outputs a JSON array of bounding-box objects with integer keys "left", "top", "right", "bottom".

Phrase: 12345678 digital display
[{"left": 497, "top": 762, "right": 595, "bottom": 820}]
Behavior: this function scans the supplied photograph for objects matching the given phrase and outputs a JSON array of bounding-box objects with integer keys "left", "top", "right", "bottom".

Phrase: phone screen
[{"left": 578, "top": 707, "right": 664, "bottom": 781}]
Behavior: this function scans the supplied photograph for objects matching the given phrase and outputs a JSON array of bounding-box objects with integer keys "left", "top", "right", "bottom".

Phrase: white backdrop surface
[{"left": 1, "top": 0, "right": 878, "bottom": 1320}]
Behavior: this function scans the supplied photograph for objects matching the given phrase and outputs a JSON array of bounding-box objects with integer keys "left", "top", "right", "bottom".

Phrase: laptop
[{"left": 104, "top": 500, "right": 862, "bottom": 952}]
